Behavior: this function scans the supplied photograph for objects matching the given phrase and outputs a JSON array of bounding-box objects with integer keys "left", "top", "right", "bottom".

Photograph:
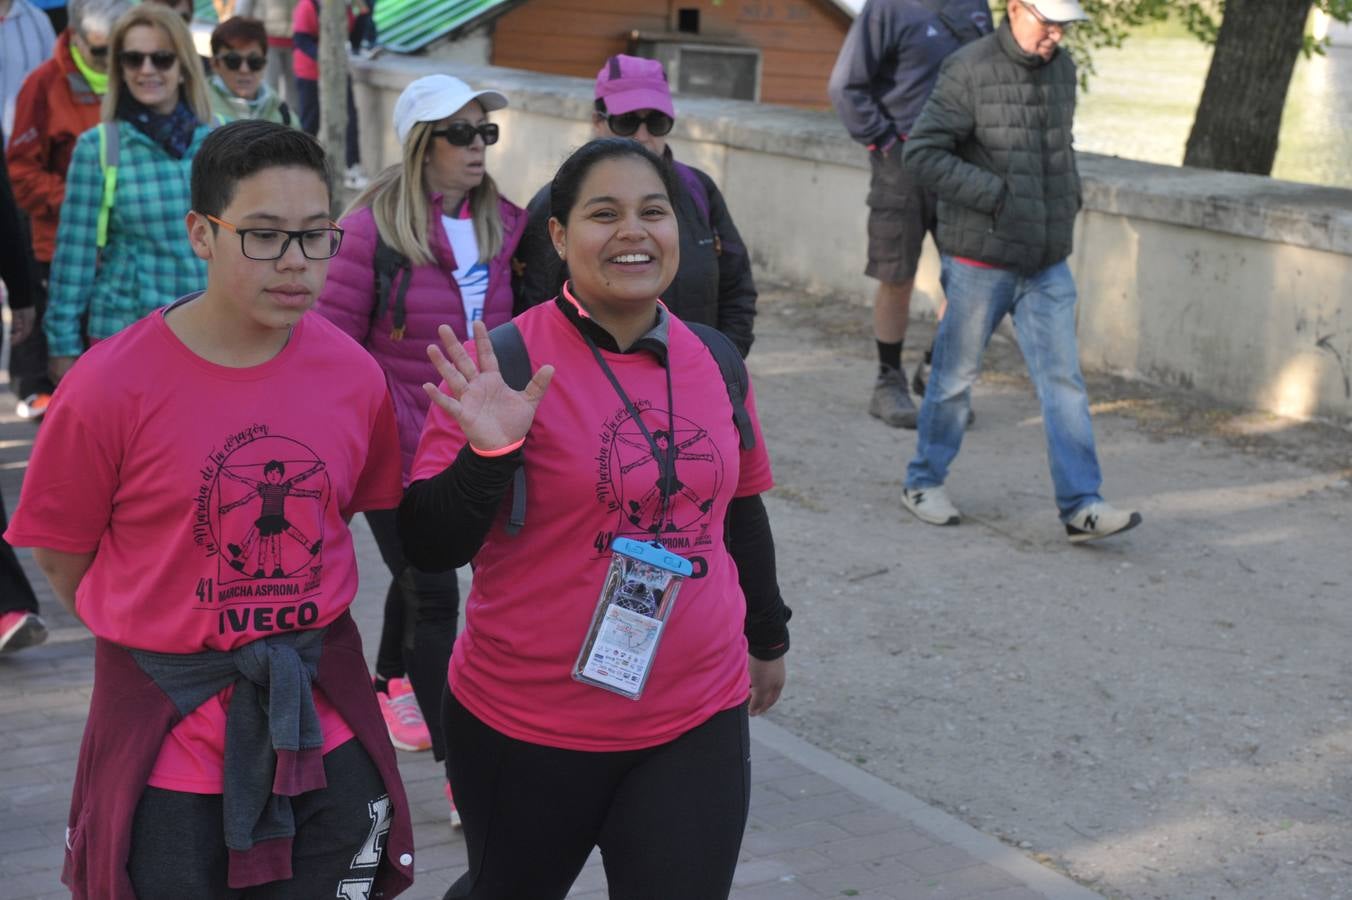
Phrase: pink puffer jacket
[{"left": 317, "top": 194, "right": 525, "bottom": 482}]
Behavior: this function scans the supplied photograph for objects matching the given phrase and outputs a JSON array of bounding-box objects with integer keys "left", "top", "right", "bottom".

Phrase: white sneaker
[
  {"left": 343, "top": 165, "right": 369, "bottom": 190},
  {"left": 1065, "top": 502, "right": 1142, "bottom": 543},
  {"left": 901, "top": 485, "right": 960, "bottom": 526}
]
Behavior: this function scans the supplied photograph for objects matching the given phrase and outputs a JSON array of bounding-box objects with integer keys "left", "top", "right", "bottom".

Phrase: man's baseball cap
[
  {"left": 594, "top": 54, "right": 675, "bottom": 118},
  {"left": 1025, "top": 0, "right": 1089, "bottom": 22},
  {"left": 393, "top": 74, "right": 508, "bottom": 144}
]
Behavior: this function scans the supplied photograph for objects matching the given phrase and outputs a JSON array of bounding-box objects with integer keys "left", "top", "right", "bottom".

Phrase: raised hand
[{"left": 423, "top": 320, "right": 554, "bottom": 452}]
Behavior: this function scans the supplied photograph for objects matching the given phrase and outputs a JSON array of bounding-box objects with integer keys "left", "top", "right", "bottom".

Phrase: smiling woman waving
[{"left": 399, "top": 138, "right": 791, "bottom": 900}]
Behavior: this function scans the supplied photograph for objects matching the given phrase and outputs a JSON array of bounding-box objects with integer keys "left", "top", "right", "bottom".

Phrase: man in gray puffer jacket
[{"left": 898, "top": 0, "right": 1142, "bottom": 543}]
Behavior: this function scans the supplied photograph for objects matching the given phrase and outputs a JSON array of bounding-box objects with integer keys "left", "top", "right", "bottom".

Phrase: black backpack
[
  {"left": 488, "top": 320, "right": 755, "bottom": 536},
  {"left": 371, "top": 230, "right": 413, "bottom": 340}
]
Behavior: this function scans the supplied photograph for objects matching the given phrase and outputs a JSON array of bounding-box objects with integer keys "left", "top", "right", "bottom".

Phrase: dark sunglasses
[
  {"left": 218, "top": 51, "right": 266, "bottom": 72},
  {"left": 86, "top": 44, "right": 110, "bottom": 59},
  {"left": 430, "top": 122, "right": 499, "bottom": 147},
  {"left": 119, "top": 50, "right": 177, "bottom": 71},
  {"left": 606, "top": 110, "right": 674, "bottom": 138}
]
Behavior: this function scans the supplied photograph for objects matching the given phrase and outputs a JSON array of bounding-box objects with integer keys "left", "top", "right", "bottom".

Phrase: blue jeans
[{"left": 905, "top": 257, "right": 1103, "bottom": 520}]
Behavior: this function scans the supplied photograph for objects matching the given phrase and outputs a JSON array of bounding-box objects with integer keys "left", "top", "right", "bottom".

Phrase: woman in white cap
[{"left": 315, "top": 73, "right": 524, "bottom": 825}]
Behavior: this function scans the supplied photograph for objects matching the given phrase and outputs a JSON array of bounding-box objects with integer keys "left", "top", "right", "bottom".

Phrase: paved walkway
[{"left": 0, "top": 399, "right": 1097, "bottom": 900}]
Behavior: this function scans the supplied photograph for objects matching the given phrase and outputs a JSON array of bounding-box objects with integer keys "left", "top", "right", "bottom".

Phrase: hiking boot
[
  {"left": 377, "top": 677, "right": 432, "bottom": 752},
  {"left": 901, "top": 485, "right": 960, "bottom": 526},
  {"left": 869, "top": 366, "right": 918, "bottom": 429},
  {"left": 1065, "top": 502, "right": 1142, "bottom": 544},
  {"left": 0, "top": 611, "right": 48, "bottom": 653}
]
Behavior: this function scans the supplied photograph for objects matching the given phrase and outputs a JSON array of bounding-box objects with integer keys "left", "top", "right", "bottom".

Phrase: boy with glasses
[
  {"left": 6, "top": 0, "right": 130, "bottom": 420},
  {"left": 207, "top": 16, "right": 293, "bottom": 125},
  {"left": 6, "top": 119, "right": 416, "bottom": 897}
]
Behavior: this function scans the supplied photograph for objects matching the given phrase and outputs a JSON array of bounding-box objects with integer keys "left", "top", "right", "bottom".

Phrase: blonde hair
[
  {"left": 346, "top": 117, "right": 503, "bottom": 268},
  {"left": 102, "top": 4, "right": 212, "bottom": 124}
]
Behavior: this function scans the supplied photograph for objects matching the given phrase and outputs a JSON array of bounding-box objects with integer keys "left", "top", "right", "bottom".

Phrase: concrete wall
[{"left": 351, "top": 57, "right": 1352, "bottom": 422}]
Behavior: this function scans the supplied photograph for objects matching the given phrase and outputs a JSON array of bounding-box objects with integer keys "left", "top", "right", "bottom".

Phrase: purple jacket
[{"left": 317, "top": 194, "right": 525, "bottom": 481}]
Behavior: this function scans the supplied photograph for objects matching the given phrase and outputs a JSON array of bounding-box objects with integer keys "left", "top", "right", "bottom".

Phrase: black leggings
[
  {"left": 8, "top": 260, "right": 52, "bottom": 399},
  {"left": 127, "top": 739, "right": 390, "bottom": 899},
  {"left": 365, "top": 507, "right": 460, "bottom": 760},
  {"left": 0, "top": 484, "right": 38, "bottom": 616},
  {"left": 441, "top": 688, "right": 751, "bottom": 900}
]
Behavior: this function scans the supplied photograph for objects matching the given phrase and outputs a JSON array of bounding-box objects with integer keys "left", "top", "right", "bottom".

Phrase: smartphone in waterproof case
[{"left": 572, "top": 538, "right": 693, "bottom": 700}]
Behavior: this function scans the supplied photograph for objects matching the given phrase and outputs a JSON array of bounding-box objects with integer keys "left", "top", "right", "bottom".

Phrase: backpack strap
[
  {"left": 672, "top": 161, "right": 711, "bottom": 228},
  {"left": 673, "top": 161, "right": 723, "bottom": 256},
  {"left": 488, "top": 322, "right": 532, "bottom": 535},
  {"left": 371, "top": 229, "right": 412, "bottom": 340},
  {"left": 686, "top": 322, "right": 755, "bottom": 450},
  {"left": 96, "top": 123, "right": 119, "bottom": 250}
]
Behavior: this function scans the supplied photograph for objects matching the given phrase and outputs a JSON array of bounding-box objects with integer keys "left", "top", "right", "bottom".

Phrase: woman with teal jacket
[{"left": 46, "top": 3, "right": 214, "bottom": 382}]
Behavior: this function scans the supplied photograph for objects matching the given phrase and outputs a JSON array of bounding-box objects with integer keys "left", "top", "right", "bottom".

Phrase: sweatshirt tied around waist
[{"left": 129, "top": 627, "right": 327, "bottom": 888}]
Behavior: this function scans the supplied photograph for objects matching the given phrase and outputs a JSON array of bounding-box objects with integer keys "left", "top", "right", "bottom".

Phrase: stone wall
[{"left": 351, "top": 56, "right": 1352, "bottom": 421}]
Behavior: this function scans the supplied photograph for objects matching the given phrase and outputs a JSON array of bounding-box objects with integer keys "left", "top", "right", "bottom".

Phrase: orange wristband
[{"left": 469, "top": 437, "right": 525, "bottom": 458}]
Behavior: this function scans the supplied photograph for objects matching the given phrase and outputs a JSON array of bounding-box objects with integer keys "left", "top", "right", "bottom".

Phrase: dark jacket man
[{"left": 903, "top": 14, "right": 1082, "bottom": 273}]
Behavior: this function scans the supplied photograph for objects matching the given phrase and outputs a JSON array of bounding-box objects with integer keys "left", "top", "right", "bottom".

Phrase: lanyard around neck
[{"left": 581, "top": 334, "right": 677, "bottom": 543}]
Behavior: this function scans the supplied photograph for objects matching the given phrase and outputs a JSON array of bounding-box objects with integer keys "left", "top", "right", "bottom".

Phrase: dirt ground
[{"left": 748, "top": 283, "right": 1352, "bottom": 900}]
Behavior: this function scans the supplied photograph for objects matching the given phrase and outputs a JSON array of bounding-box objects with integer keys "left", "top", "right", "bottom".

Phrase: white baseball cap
[
  {"left": 1025, "top": 0, "right": 1089, "bottom": 22},
  {"left": 393, "top": 74, "right": 508, "bottom": 144}
]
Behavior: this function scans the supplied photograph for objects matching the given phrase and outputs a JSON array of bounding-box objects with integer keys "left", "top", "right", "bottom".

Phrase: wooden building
[{"left": 374, "top": 0, "right": 855, "bottom": 109}]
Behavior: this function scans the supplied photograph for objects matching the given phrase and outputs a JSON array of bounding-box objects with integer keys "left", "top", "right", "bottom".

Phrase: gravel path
[{"left": 750, "top": 285, "right": 1352, "bottom": 900}]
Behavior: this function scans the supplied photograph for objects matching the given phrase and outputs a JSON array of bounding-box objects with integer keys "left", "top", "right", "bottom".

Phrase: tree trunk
[
  {"left": 1183, "top": 0, "right": 1313, "bottom": 175},
  {"left": 318, "top": 0, "right": 348, "bottom": 189}
]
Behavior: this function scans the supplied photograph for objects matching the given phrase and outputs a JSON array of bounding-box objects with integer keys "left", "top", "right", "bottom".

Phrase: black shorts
[
  {"left": 866, "top": 146, "right": 938, "bottom": 284},
  {"left": 255, "top": 514, "right": 288, "bottom": 536}
]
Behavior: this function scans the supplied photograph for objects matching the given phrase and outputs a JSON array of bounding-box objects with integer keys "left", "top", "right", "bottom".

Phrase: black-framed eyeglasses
[
  {"left": 119, "top": 50, "right": 177, "bottom": 71},
  {"left": 207, "top": 214, "right": 344, "bottom": 260},
  {"left": 218, "top": 51, "right": 266, "bottom": 72},
  {"left": 1024, "top": 3, "right": 1071, "bottom": 31},
  {"left": 605, "top": 110, "right": 674, "bottom": 138},
  {"left": 430, "top": 122, "right": 499, "bottom": 147}
]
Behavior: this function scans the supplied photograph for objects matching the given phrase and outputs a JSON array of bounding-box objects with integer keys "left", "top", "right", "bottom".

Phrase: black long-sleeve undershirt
[
  {"left": 399, "top": 444, "right": 521, "bottom": 573},
  {"left": 398, "top": 450, "right": 790, "bottom": 660}
]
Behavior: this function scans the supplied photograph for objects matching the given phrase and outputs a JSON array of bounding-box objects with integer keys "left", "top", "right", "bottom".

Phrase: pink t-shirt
[
  {"left": 410, "top": 301, "right": 774, "bottom": 751},
  {"left": 290, "top": 0, "right": 318, "bottom": 79},
  {"left": 7, "top": 306, "right": 403, "bottom": 793}
]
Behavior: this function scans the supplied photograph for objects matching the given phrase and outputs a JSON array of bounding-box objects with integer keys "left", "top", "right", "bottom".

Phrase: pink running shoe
[
  {"left": 445, "top": 781, "right": 461, "bottom": 829},
  {"left": 0, "top": 611, "right": 47, "bottom": 653},
  {"left": 376, "top": 677, "right": 432, "bottom": 752}
]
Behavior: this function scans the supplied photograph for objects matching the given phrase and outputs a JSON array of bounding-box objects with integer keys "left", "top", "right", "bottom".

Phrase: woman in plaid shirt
[{"left": 45, "top": 3, "right": 214, "bottom": 382}]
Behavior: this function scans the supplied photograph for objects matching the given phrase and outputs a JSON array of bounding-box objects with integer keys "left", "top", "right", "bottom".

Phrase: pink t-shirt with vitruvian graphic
[
  {"left": 410, "top": 300, "right": 774, "bottom": 752},
  {"left": 6, "top": 307, "right": 403, "bottom": 792}
]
